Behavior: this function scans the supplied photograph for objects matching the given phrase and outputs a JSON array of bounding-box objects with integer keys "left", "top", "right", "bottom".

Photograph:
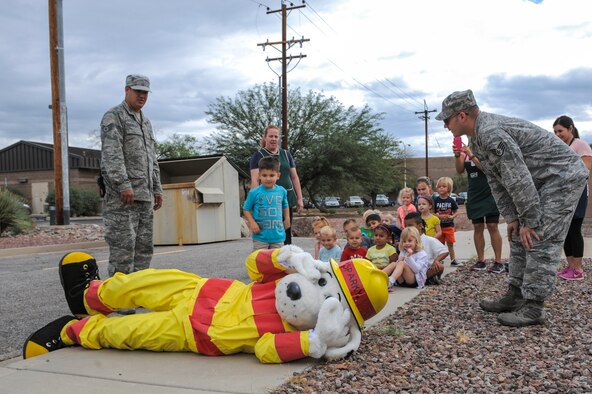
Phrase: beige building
[{"left": 0, "top": 141, "right": 101, "bottom": 215}]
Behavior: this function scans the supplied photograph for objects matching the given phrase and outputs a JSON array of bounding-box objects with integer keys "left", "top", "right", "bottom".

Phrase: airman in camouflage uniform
[
  {"left": 100, "top": 75, "right": 163, "bottom": 278},
  {"left": 437, "top": 90, "right": 588, "bottom": 327}
]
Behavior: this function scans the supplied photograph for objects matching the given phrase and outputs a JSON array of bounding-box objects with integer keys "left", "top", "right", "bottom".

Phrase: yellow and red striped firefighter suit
[{"left": 60, "top": 249, "right": 310, "bottom": 363}]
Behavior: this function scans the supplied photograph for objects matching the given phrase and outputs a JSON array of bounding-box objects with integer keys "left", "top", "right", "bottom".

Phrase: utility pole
[
  {"left": 48, "top": 0, "right": 70, "bottom": 225},
  {"left": 415, "top": 100, "right": 436, "bottom": 177},
  {"left": 257, "top": 1, "right": 309, "bottom": 150}
]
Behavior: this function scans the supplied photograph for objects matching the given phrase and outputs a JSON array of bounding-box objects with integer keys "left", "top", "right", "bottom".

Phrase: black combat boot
[
  {"left": 497, "top": 299, "right": 545, "bottom": 327},
  {"left": 479, "top": 284, "right": 524, "bottom": 313}
]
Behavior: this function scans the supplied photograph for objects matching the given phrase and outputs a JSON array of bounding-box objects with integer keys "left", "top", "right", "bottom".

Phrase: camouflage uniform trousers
[
  {"left": 508, "top": 177, "right": 587, "bottom": 301},
  {"left": 103, "top": 194, "right": 154, "bottom": 277}
]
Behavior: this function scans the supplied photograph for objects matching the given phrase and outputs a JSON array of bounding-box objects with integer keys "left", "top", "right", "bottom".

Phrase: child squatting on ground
[
  {"left": 243, "top": 156, "right": 290, "bottom": 250},
  {"left": 434, "top": 177, "right": 460, "bottom": 266}
]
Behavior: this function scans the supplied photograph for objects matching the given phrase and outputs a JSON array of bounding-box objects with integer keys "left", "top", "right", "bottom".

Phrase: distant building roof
[{"left": 0, "top": 140, "right": 101, "bottom": 172}]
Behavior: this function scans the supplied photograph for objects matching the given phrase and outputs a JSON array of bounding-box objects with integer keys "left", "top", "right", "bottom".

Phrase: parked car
[
  {"left": 303, "top": 196, "right": 321, "bottom": 209},
  {"left": 375, "top": 194, "right": 390, "bottom": 207},
  {"left": 451, "top": 193, "right": 465, "bottom": 205},
  {"left": 360, "top": 197, "right": 372, "bottom": 207},
  {"left": 322, "top": 196, "right": 341, "bottom": 208},
  {"left": 458, "top": 192, "right": 468, "bottom": 203},
  {"left": 343, "top": 196, "right": 364, "bottom": 208}
]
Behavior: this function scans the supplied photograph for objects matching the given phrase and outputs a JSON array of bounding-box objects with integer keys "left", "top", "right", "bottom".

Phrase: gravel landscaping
[
  {"left": 273, "top": 260, "right": 592, "bottom": 394},
  {"left": 0, "top": 224, "right": 105, "bottom": 249}
]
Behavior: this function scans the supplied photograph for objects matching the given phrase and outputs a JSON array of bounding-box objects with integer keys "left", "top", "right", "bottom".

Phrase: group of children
[
  {"left": 243, "top": 155, "right": 460, "bottom": 291},
  {"left": 307, "top": 177, "right": 456, "bottom": 290}
]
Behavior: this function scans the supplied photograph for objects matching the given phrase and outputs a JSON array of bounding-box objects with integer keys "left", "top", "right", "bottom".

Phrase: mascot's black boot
[
  {"left": 479, "top": 284, "right": 524, "bottom": 313},
  {"left": 23, "top": 315, "right": 76, "bottom": 359},
  {"left": 59, "top": 252, "right": 100, "bottom": 316},
  {"left": 497, "top": 299, "right": 545, "bottom": 327}
]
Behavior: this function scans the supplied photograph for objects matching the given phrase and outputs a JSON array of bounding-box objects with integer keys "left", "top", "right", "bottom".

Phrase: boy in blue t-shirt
[{"left": 243, "top": 156, "right": 290, "bottom": 250}]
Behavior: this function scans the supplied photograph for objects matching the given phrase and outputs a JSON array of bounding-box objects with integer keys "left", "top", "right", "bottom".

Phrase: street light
[{"left": 399, "top": 141, "right": 411, "bottom": 188}]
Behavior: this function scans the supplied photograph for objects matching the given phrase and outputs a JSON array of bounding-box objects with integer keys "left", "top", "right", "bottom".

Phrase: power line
[
  {"left": 247, "top": 0, "right": 271, "bottom": 9},
  {"left": 300, "top": 1, "right": 424, "bottom": 108},
  {"left": 257, "top": 2, "right": 309, "bottom": 150},
  {"left": 283, "top": 21, "right": 415, "bottom": 113},
  {"left": 415, "top": 101, "right": 437, "bottom": 177},
  {"left": 303, "top": 0, "right": 337, "bottom": 34}
]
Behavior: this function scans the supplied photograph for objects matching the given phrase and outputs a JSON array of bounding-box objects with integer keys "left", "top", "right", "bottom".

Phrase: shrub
[
  {"left": 46, "top": 187, "right": 102, "bottom": 217},
  {"left": 0, "top": 188, "right": 34, "bottom": 235}
]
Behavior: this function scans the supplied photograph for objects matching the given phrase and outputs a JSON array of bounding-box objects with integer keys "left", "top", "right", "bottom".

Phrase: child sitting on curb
[
  {"left": 311, "top": 217, "right": 330, "bottom": 259},
  {"left": 366, "top": 224, "right": 398, "bottom": 270},
  {"left": 387, "top": 226, "right": 430, "bottom": 290},
  {"left": 340, "top": 225, "right": 368, "bottom": 261},
  {"left": 318, "top": 225, "right": 342, "bottom": 262}
]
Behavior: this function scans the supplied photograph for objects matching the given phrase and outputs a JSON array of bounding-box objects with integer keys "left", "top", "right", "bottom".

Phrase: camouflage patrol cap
[
  {"left": 435, "top": 89, "right": 477, "bottom": 121},
  {"left": 125, "top": 74, "right": 151, "bottom": 92}
]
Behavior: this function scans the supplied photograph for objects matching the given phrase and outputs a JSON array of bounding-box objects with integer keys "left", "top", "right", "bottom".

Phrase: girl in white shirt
[{"left": 388, "top": 227, "right": 430, "bottom": 289}]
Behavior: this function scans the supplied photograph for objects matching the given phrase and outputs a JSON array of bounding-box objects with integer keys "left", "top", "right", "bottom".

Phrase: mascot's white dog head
[{"left": 274, "top": 245, "right": 389, "bottom": 360}]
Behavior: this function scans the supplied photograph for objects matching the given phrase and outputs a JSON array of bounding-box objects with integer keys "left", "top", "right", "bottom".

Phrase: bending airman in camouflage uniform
[
  {"left": 100, "top": 75, "right": 163, "bottom": 278},
  {"left": 437, "top": 90, "right": 588, "bottom": 327}
]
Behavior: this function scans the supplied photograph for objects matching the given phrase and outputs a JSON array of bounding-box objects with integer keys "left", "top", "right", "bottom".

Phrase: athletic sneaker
[
  {"left": 558, "top": 269, "right": 585, "bottom": 281},
  {"left": 504, "top": 262, "right": 510, "bottom": 272},
  {"left": 556, "top": 266, "right": 571, "bottom": 277},
  {"left": 488, "top": 262, "right": 505, "bottom": 274},
  {"left": 450, "top": 259, "right": 463, "bottom": 267},
  {"left": 471, "top": 261, "right": 487, "bottom": 271}
]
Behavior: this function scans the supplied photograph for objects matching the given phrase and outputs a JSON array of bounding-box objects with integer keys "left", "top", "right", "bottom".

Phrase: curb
[{"left": 0, "top": 241, "right": 107, "bottom": 258}]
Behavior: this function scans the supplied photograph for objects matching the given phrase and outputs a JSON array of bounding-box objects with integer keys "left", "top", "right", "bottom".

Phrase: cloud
[
  {"left": 1, "top": 0, "right": 592, "bottom": 158},
  {"left": 481, "top": 68, "right": 592, "bottom": 121}
]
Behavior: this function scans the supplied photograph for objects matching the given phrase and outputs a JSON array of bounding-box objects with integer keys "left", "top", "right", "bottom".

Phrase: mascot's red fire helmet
[{"left": 330, "top": 258, "right": 389, "bottom": 329}]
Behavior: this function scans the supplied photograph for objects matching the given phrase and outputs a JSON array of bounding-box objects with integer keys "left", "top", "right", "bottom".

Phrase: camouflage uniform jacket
[
  {"left": 468, "top": 112, "right": 587, "bottom": 229},
  {"left": 100, "top": 101, "right": 163, "bottom": 202}
]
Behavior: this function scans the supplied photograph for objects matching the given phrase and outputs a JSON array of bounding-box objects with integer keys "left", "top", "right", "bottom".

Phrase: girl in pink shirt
[{"left": 396, "top": 187, "right": 417, "bottom": 229}]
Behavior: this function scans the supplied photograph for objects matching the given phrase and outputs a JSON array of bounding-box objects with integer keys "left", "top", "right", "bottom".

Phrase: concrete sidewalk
[{"left": 1, "top": 225, "right": 588, "bottom": 393}]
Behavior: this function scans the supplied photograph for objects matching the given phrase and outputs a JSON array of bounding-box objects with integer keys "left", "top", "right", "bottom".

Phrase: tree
[
  {"left": 205, "top": 83, "right": 403, "bottom": 205},
  {"left": 157, "top": 133, "right": 203, "bottom": 159}
]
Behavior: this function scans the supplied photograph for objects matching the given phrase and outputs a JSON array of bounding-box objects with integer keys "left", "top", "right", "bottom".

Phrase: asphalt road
[{"left": 0, "top": 237, "right": 315, "bottom": 361}]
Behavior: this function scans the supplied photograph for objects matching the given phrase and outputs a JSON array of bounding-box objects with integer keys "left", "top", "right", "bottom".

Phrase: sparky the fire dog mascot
[{"left": 24, "top": 245, "right": 388, "bottom": 363}]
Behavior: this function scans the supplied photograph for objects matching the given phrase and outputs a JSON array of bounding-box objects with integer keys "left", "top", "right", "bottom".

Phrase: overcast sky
[{"left": 1, "top": 0, "right": 591, "bottom": 157}]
